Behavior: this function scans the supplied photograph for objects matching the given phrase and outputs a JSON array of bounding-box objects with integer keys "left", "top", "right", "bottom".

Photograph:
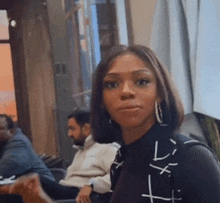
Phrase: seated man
[
  {"left": 39, "top": 109, "right": 119, "bottom": 203},
  {"left": 0, "top": 114, "right": 54, "bottom": 180},
  {"left": 0, "top": 114, "right": 55, "bottom": 203}
]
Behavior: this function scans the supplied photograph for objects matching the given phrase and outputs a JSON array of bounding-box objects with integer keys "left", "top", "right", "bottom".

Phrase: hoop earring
[
  {"left": 155, "top": 101, "right": 163, "bottom": 124},
  {"left": 109, "top": 118, "right": 112, "bottom": 124}
]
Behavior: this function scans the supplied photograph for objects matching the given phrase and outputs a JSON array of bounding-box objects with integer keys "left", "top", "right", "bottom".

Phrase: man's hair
[
  {"left": 0, "top": 114, "right": 14, "bottom": 130},
  {"left": 67, "top": 109, "right": 90, "bottom": 127},
  {"left": 90, "top": 45, "right": 184, "bottom": 143}
]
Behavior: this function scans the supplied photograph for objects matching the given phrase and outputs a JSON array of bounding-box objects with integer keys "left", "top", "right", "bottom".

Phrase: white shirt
[{"left": 59, "top": 135, "right": 119, "bottom": 193}]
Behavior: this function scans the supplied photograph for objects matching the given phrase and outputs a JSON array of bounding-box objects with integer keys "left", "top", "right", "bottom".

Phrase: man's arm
[
  {"left": 75, "top": 185, "right": 92, "bottom": 203},
  {"left": 75, "top": 143, "right": 118, "bottom": 203},
  {"left": 88, "top": 143, "right": 118, "bottom": 194},
  {"left": 90, "top": 143, "right": 120, "bottom": 193},
  {"left": 0, "top": 138, "right": 32, "bottom": 177}
]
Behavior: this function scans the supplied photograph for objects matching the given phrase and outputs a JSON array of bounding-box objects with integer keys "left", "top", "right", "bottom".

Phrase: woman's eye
[
  {"left": 103, "top": 81, "right": 118, "bottom": 89},
  {"left": 136, "top": 78, "right": 150, "bottom": 86}
]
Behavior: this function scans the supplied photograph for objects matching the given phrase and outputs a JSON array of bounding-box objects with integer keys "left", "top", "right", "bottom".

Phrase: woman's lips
[{"left": 118, "top": 106, "right": 141, "bottom": 112}]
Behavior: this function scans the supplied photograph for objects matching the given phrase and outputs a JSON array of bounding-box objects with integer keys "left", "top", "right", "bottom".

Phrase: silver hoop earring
[
  {"left": 155, "top": 101, "right": 163, "bottom": 124},
  {"left": 109, "top": 118, "right": 112, "bottom": 124}
]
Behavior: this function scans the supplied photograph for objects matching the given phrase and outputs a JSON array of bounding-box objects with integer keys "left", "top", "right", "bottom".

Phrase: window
[
  {"left": 64, "top": 0, "right": 127, "bottom": 108},
  {"left": 0, "top": 10, "right": 17, "bottom": 121}
]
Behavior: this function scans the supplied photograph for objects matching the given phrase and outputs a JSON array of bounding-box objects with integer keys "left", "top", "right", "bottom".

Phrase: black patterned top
[{"left": 110, "top": 124, "right": 220, "bottom": 203}]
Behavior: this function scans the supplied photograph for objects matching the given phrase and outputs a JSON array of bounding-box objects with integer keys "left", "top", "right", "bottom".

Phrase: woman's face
[{"left": 102, "top": 53, "right": 160, "bottom": 130}]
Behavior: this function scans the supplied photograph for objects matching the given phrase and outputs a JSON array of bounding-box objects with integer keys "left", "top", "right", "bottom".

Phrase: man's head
[
  {"left": 67, "top": 109, "right": 91, "bottom": 146},
  {"left": 0, "top": 114, "right": 15, "bottom": 143}
]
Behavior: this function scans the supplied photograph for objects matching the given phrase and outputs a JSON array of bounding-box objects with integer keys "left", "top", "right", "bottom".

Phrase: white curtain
[{"left": 150, "top": 0, "right": 220, "bottom": 120}]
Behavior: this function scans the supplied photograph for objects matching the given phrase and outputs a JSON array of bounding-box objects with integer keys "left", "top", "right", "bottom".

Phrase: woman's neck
[{"left": 122, "top": 119, "right": 156, "bottom": 145}]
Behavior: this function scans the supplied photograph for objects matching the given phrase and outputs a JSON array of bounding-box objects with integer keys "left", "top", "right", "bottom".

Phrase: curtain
[{"left": 150, "top": 0, "right": 220, "bottom": 120}]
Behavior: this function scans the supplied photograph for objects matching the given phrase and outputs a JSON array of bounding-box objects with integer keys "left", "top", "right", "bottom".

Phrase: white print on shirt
[
  {"left": 113, "top": 160, "right": 124, "bottom": 169},
  {"left": 183, "top": 140, "right": 199, "bottom": 145},
  {"left": 153, "top": 139, "right": 178, "bottom": 162},
  {"left": 153, "top": 141, "right": 170, "bottom": 161},
  {"left": 149, "top": 162, "right": 178, "bottom": 175},
  {"left": 149, "top": 164, "right": 171, "bottom": 174},
  {"left": 170, "top": 139, "right": 176, "bottom": 145},
  {"left": 150, "top": 139, "right": 198, "bottom": 176},
  {"left": 172, "top": 149, "right": 177, "bottom": 156},
  {"left": 142, "top": 175, "right": 182, "bottom": 203},
  {"left": 151, "top": 140, "right": 179, "bottom": 174},
  {"left": 118, "top": 150, "right": 122, "bottom": 157}
]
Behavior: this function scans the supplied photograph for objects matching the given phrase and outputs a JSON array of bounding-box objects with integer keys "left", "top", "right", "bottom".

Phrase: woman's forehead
[{"left": 106, "top": 53, "right": 153, "bottom": 75}]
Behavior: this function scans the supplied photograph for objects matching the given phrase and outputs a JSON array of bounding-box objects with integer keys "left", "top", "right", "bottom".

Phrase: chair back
[{"left": 50, "top": 168, "right": 66, "bottom": 182}]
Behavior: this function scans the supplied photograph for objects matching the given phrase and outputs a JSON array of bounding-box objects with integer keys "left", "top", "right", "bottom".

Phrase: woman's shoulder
[
  {"left": 171, "top": 133, "right": 219, "bottom": 166},
  {"left": 171, "top": 133, "right": 220, "bottom": 202},
  {"left": 172, "top": 133, "right": 211, "bottom": 153}
]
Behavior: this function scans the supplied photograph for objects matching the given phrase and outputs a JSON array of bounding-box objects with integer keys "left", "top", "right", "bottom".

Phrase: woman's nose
[{"left": 120, "top": 82, "right": 135, "bottom": 100}]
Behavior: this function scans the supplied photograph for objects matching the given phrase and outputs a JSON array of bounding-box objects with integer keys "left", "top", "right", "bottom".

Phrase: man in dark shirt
[
  {"left": 0, "top": 114, "right": 54, "bottom": 180},
  {"left": 0, "top": 114, "right": 55, "bottom": 202}
]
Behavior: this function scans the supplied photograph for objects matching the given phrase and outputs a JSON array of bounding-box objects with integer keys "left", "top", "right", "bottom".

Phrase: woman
[
  {"left": 0, "top": 45, "right": 220, "bottom": 203},
  {"left": 90, "top": 45, "right": 220, "bottom": 202}
]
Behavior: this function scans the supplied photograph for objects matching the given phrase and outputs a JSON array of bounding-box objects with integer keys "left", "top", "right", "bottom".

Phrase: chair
[
  {"left": 50, "top": 168, "right": 67, "bottom": 182},
  {"left": 39, "top": 154, "right": 65, "bottom": 168}
]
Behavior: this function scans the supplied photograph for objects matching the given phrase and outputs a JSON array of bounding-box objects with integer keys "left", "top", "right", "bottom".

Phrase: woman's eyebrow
[
  {"left": 103, "top": 73, "right": 122, "bottom": 81},
  {"left": 106, "top": 69, "right": 151, "bottom": 76},
  {"left": 104, "top": 72, "right": 119, "bottom": 77},
  {"left": 132, "top": 69, "right": 152, "bottom": 75}
]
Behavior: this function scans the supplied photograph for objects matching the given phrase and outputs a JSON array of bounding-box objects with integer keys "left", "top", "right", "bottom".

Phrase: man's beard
[
  {"left": 0, "top": 138, "right": 8, "bottom": 145},
  {"left": 0, "top": 131, "right": 12, "bottom": 143},
  {"left": 73, "top": 132, "right": 86, "bottom": 146}
]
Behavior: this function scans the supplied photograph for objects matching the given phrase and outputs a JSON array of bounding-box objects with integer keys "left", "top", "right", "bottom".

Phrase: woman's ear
[{"left": 82, "top": 123, "right": 91, "bottom": 136}]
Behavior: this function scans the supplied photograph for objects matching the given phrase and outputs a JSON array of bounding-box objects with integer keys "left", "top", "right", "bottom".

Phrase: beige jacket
[{"left": 59, "top": 135, "right": 119, "bottom": 193}]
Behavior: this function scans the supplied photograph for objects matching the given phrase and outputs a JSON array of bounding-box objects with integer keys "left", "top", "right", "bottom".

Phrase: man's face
[
  {"left": 0, "top": 117, "right": 12, "bottom": 143},
  {"left": 68, "top": 118, "right": 86, "bottom": 146}
]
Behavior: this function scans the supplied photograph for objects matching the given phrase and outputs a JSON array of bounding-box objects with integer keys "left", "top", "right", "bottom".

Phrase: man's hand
[
  {"left": 0, "top": 173, "right": 53, "bottom": 203},
  {"left": 75, "top": 185, "right": 92, "bottom": 203}
]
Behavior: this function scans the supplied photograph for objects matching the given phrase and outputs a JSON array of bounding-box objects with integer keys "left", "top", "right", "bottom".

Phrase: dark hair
[
  {"left": 90, "top": 45, "right": 184, "bottom": 143},
  {"left": 0, "top": 114, "right": 15, "bottom": 130},
  {"left": 68, "top": 109, "right": 90, "bottom": 127}
]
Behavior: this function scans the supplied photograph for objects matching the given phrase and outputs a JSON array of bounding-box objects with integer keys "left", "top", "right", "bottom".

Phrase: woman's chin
[
  {"left": 118, "top": 117, "right": 156, "bottom": 131},
  {"left": 118, "top": 119, "right": 143, "bottom": 129}
]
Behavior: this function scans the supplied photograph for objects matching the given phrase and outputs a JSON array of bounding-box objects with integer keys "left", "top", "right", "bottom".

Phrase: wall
[{"left": 129, "top": 0, "right": 157, "bottom": 46}]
